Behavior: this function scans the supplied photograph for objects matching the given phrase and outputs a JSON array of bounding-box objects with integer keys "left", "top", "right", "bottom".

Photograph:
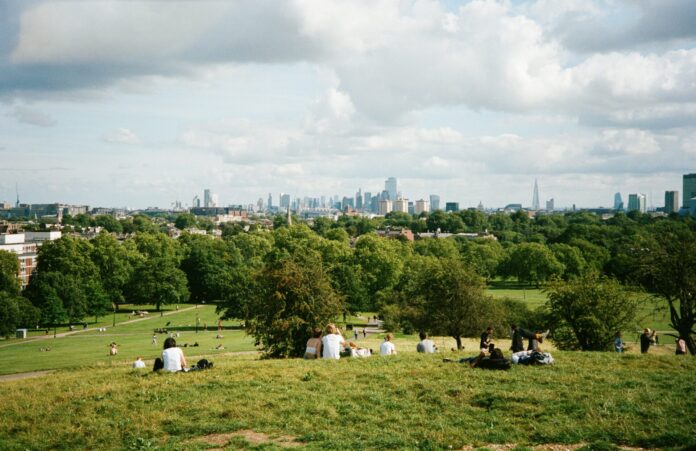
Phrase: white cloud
[
  {"left": 104, "top": 128, "right": 141, "bottom": 145},
  {"left": 8, "top": 105, "right": 55, "bottom": 126}
]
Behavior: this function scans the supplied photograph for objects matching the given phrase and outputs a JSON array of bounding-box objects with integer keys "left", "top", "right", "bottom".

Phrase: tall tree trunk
[{"left": 454, "top": 335, "right": 462, "bottom": 350}]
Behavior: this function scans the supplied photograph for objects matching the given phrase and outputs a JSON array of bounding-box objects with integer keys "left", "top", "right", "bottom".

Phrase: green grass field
[{"left": 1, "top": 351, "right": 694, "bottom": 450}]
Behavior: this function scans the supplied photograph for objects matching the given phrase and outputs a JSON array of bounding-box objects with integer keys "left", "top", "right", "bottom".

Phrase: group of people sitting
[
  {"left": 441, "top": 325, "right": 554, "bottom": 370},
  {"left": 304, "top": 324, "right": 399, "bottom": 359}
]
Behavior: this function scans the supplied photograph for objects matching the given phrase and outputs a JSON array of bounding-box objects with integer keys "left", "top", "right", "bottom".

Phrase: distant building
[
  {"left": 613, "top": 192, "right": 623, "bottom": 211},
  {"left": 0, "top": 231, "right": 61, "bottom": 288},
  {"left": 385, "top": 177, "right": 397, "bottom": 201},
  {"left": 355, "top": 189, "right": 363, "bottom": 210},
  {"left": 664, "top": 191, "right": 679, "bottom": 213},
  {"left": 445, "top": 202, "right": 459, "bottom": 212},
  {"left": 280, "top": 193, "right": 291, "bottom": 209},
  {"left": 532, "top": 179, "right": 540, "bottom": 211},
  {"left": 628, "top": 193, "right": 647, "bottom": 213},
  {"left": 503, "top": 203, "right": 523, "bottom": 212},
  {"left": 363, "top": 192, "right": 372, "bottom": 212},
  {"left": 415, "top": 199, "right": 429, "bottom": 215},
  {"left": 683, "top": 173, "right": 696, "bottom": 208},
  {"left": 204, "top": 189, "right": 212, "bottom": 208},
  {"left": 429, "top": 194, "right": 440, "bottom": 212},
  {"left": 393, "top": 198, "right": 408, "bottom": 213},
  {"left": 546, "top": 198, "right": 554, "bottom": 212},
  {"left": 267, "top": 193, "right": 273, "bottom": 209},
  {"left": 378, "top": 199, "right": 393, "bottom": 215}
]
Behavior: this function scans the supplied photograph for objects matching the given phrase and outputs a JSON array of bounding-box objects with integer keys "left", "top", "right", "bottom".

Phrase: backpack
[{"left": 196, "top": 359, "right": 213, "bottom": 370}]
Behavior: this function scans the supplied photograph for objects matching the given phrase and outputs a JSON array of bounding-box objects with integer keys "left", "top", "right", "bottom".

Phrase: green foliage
[
  {"left": 501, "top": 242, "right": 563, "bottom": 287},
  {"left": 0, "top": 250, "right": 20, "bottom": 295},
  {"left": 354, "top": 233, "right": 407, "bottom": 309},
  {"left": 0, "top": 292, "right": 39, "bottom": 337},
  {"left": 389, "top": 256, "right": 500, "bottom": 349},
  {"left": 546, "top": 272, "right": 641, "bottom": 351},
  {"left": 245, "top": 253, "right": 344, "bottom": 358},
  {"left": 640, "top": 226, "right": 696, "bottom": 354},
  {"left": 94, "top": 214, "right": 123, "bottom": 233},
  {"left": 90, "top": 232, "right": 135, "bottom": 306},
  {"left": 550, "top": 243, "right": 586, "bottom": 279},
  {"left": 174, "top": 213, "right": 198, "bottom": 230}
]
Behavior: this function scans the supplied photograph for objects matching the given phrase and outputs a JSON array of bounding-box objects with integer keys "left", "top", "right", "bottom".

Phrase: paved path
[
  {"left": 0, "top": 370, "right": 54, "bottom": 383},
  {"left": 0, "top": 306, "right": 199, "bottom": 349}
]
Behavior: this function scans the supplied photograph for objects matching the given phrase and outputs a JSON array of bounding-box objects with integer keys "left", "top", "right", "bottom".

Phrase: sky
[{"left": 0, "top": 0, "right": 694, "bottom": 210}]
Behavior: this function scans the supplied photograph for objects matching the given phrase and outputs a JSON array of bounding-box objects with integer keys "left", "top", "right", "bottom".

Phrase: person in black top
[
  {"left": 510, "top": 325, "right": 525, "bottom": 353},
  {"left": 480, "top": 327, "right": 493, "bottom": 351},
  {"left": 640, "top": 328, "right": 652, "bottom": 354}
]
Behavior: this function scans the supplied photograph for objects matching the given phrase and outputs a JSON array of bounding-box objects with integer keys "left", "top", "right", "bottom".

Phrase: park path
[
  {"left": 0, "top": 306, "right": 199, "bottom": 349},
  {"left": 0, "top": 370, "right": 54, "bottom": 382}
]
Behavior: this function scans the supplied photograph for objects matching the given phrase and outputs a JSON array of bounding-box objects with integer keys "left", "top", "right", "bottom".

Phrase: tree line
[{"left": 0, "top": 211, "right": 694, "bottom": 355}]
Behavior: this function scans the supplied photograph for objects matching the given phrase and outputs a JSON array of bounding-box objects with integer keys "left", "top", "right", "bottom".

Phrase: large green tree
[
  {"left": 245, "top": 252, "right": 344, "bottom": 358},
  {"left": 640, "top": 227, "right": 696, "bottom": 355},
  {"left": 390, "top": 256, "right": 500, "bottom": 349},
  {"left": 501, "top": 242, "right": 563, "bottom": 287},
  {"left": 0, "top": 250, "right": 20, "bottom": 295},
  {"left": 545, "top": 272, "right": 641, "bottom": 351}
]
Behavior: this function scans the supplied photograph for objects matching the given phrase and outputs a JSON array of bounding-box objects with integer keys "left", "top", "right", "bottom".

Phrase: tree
[
  {"left": 90, "top": 232, "right": 135, "bottom": 307},
  {"left": 174, "top": 213, "right": 198, "bottom": 230},
  {"left": 392, "top": 256, "right": 499, "bottom": 349},
  {"left": 640, "top": 228, "right": 696, "bottom": 355},
  {"left": 0, "top": 250, "right": 20, "bottom": 295},
  {"left": 545, "top": 272, "right": 641, "bottom": 351},
  {"left": 245, "top": 253, "right": 343, "bottom": 358},
  {"left": 353, "top": 234, "right": 406, "bottom": 309},
  {"left": 501, "top": 243, "right": 563, "bottom": 287},
  {"left": 550, "top": 243, "right": 586, "bottom": 279},
  {"left": 0, "top": 292, "right": 40, "bottom": 337},
  {"left": 457, "top": 238, "right": 504, "bottom": 281},
  {"left": 94, "top": 215, "right": 123, "bottom": 233}
]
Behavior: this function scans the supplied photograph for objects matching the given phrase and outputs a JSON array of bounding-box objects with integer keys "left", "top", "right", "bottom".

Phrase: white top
[
  {"left": 380, "top": 341, "right": 396, "bottom": 355},
  {"left": 162, "top": 347, "right": 185, "bottom": 372},
  {"left": 132, "top": 359, "right": 146, "bottom": 369},
  {"left": 321, "top": 334, "right": 345, "bottom": 359}
]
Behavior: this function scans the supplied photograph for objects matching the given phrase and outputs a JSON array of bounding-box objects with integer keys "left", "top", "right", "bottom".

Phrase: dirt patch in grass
[{"left": 193, "top": 429, "right": 302, "bottom": 448}]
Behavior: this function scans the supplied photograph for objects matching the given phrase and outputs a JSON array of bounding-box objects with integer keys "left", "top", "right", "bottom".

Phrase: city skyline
[{"left": 1, "top": 1, "right": 695, "bottom": 209}]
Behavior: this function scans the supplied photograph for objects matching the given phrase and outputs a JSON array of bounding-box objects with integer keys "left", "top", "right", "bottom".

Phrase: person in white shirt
[
  {"left": 416, "top": 332, "right": 437, "bottom": 353},
  {"left": 380, "top": 334, "right": 397, "bottom": 355},
  {"left": 132, "top": 356, "right": 146, "bottom": 369},
  {"left": 162, "top": 337, "right": 187, "bottom": 372},
  {"left": 321, "top": 324, "right": 345, "bottom": 359}
]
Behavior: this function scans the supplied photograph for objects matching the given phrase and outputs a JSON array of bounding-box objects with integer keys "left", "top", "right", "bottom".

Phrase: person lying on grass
[{"left": 444, "top": 348, "right": 511, "bottom": 370}]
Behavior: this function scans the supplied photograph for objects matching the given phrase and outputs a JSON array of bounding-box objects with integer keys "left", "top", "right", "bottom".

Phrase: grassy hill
[{"left": 1, "top": 351, "right": 694, "bottom": 450}]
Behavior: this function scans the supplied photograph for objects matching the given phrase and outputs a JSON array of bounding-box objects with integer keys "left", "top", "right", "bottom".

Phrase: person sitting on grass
[
  {"left": 614, "top": 332, "right": 625, "bottom": 353},
  {"left": 160, "top": 337, "right": 187, "bottom": 372},
  {"left": 304, "top": 328, "right": 323, "bottom": 359},
  {"left": 640, "top": 328, "right": 652, "bottom": 354},
  {"left": 380, "top": 334, "right": 397, "bottom": 356},
  {"left": 132, "top": 357, "right": 146, "bottom": 369},
  {"left": 676, "top": 337, "right": 687, "bottom": 355},
  {"left": 321, "top": 324, "right": 345, "bottom": 360},
  {"left": 416, "top": 332, "right": 437, "bottom": 353},
  {"left": 480, "top": 327, "right": 493, "bottom": 352},
  {"left": 510, "top": 325, "right": 525, "bottom": 353}
]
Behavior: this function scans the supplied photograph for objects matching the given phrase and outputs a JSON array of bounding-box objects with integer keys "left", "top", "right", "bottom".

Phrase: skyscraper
[
  {"left": 364, "top": 192, "right": 372, "bottom": 212},
  {"left": 445, "top": 202, "right": 459, "bottom": 212},
  {"left": 204, "top": 189, "right": 212, "bottom": 208},
  {"left": 280, "top": 193, "right": 291, "bottom": 209},
  {"left": 613, "top": 192, "right": 623, "bottom": 211},
  {"left": 683, "top": 173, "right": 696, "bottom": 208},
  {"left": 628, "top": 193, "right": 646, "bottom": 213},
  {"left": 192, "top": 195, "right": 200, "bottom": 208},
  {"left": 415, "top": 199, "right": 429, "bottom": 215},
  {"left": 394, "top": 198, "right": 408, "bottom": 213},
  {"left": 665, "top": 191, "right": 679, "bottom": 213},
  {"left": 429, "top": 194, "right": 440, "bottom": 212},
  {"left": 379, "top": 199, "right": 393, "bottom": 215},
  {"left": 268, "top": 193, "right": 273, "bottom": 208},
  {"left": 532, "top": 179, "right": 540, "bottom": 211},
  {"left": 356, "top": 189, "right": 363, "bottom": 209},
  {"left": 385, "top": 177, "right": 397, "bottom": 201},
  {"left": 546, "top": 198, "right": 554, "bottom": 212}
]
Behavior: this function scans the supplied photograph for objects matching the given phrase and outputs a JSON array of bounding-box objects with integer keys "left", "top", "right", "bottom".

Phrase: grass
[
  {"left": 0, "top": 305, "right": 255, "bottom": 375},
  {"left": 1, "top": 351, "right": 694, "bottom": 450}
]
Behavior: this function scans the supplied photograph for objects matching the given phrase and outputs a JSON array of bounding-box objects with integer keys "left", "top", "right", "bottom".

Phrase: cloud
[
  {"left": 8, "top": 104, "right": 55, "bottom": 126},
  {"left": 104, "top": 128, "right": 140, "bottom": 145}
]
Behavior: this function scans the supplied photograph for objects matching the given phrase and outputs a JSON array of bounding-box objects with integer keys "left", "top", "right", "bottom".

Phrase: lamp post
[{"left": 112, "top": 304, "right": 117, "bottom": 327}]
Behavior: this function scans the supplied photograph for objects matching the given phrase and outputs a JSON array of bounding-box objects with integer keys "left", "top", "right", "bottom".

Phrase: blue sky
[{"left": 1, "top": 0, "right": 694, "bottom": 209}]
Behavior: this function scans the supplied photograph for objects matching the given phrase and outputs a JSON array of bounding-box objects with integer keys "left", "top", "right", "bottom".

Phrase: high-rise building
[
  {"left": 204, "top": 189, "right": 212, "bottom": 208},
  {"left": 415, "top": 199, "right": 429, "bottom": 215},
  {"left": 379, "top": 199, "right": 393, "bottom": 215},
  {"left": 429, "top": 194, "right": 440, "bottom": 212},
  {"left": 280, "top": 193, "right": 291, "bottom": 209},
  {"left": 385, "top": 177, "right": 397, "bottom": 201},
  {"left": 683, "top": 173, "right": 696, "bottom": 208},
  {"left": 445, "top": 202, "right": 459, "bottom": 212},
  {"left": 532, "top": 179, "right": 540, "bottom": 211},
  {"left": 628, "top": 193, "right": 646, "bottom": 213},
  {"left": 394, "top": 198, "right": 408, "bottom": 213},
  {"left": 268, "top": 193, "right": 273, "bottom": 208},
  {"left": 664, "top": 191, "right": 679, "bottom": 213},
  {"left": 364, "top": 192, "right": 372, "bottom": 212},
  {"left": 356, "top": 189, "right": 363, "bottom": 209},
  {"left": 613, "top": 192, "right": 623, "bottom": 211},
  {"left": 192, "top": 195, "right": 201, "bottom": 208},
  {"left": 546, "top": 198, "right": 554, "bottom": 212}
]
